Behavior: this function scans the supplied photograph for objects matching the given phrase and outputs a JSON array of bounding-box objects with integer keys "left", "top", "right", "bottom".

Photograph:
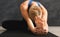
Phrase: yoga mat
[{"left": 0, "top": 30, "right": 58, "bottom": 37}]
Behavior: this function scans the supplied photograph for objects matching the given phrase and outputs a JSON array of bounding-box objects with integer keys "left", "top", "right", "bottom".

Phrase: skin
[
  {"left": 20, "top": 0, "right": 48, "bottom": 35},
  {"left": 29, "top": 5, "right": 42, "bottom": 21}
]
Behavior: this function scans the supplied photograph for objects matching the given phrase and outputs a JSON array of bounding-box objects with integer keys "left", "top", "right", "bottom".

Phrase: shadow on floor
[{"left": 0, "top": 30, "right": 58, "bottom": 37}]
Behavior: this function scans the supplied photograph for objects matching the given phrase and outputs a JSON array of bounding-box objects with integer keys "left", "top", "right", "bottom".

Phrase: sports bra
[{"left": 28, "top": 0, "right": 41, "bottom": 12}]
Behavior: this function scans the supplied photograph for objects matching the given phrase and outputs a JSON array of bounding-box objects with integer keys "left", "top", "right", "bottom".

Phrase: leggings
[{"left": 2, "top": 19, "right": 28, "bottom": 31}]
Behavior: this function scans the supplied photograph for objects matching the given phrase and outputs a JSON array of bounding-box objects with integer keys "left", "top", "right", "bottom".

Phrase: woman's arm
[
  {"left": 20, "top": 1, "right": 36, "bottom": 33},
  {"left": 34, "top": 2, "right": 48, "bottom": 34},
  {"left": 39, "top": 3, "right": 48, "bottom": 33},
  {"left": 40, "top": 3, "right": 48, "bottom": 22}
]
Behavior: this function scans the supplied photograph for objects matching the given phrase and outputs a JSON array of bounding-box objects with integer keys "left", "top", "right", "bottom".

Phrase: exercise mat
[{"left": 0, "top": 30, "right": 58, "bottom": 37}]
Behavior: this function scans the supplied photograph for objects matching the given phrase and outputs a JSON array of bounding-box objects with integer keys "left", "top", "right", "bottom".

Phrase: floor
[
  {"left": 0, "top": 26, "right": 60, "bottom": 37},
  {"left": 48, "top": 26, "right": 60, "bottom": 37}
]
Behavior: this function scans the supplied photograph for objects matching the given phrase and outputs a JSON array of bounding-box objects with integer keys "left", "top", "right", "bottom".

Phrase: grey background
[{"left": 0, "top": 0, "right": 60, "bottom": 26}]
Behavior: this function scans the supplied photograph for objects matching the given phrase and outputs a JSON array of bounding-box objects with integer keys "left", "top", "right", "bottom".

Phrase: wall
[{"left": 0, "top": 0, "right": 60, "bottom": 26}]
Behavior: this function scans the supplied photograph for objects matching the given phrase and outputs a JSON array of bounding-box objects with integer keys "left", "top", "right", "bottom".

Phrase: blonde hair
[{"left": 29, "top": 6, "right": 41, "bottom": 21}]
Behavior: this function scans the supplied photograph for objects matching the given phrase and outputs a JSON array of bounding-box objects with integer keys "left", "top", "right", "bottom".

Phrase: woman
[
  {"left": 2, "top": 0, "right": 48, "bottom": 35},
  {"left": 20, "top": 0, "right": 48, "bottom": 35}
]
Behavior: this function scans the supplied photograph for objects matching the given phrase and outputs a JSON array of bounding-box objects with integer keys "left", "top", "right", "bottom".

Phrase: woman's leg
[
  {"left": 18, "top": 19, "right": 28, "bottom": 31},
  {"left": 2, "top": 20, "right": 19, "bottom": 30},
  {"left": 2, "top": 20, "right": 28, "bottom": 31}
]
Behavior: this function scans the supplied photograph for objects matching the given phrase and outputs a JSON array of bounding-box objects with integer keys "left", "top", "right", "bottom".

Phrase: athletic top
[{"left": 28, "top": 0, "right": 41, "bottom": 12}]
